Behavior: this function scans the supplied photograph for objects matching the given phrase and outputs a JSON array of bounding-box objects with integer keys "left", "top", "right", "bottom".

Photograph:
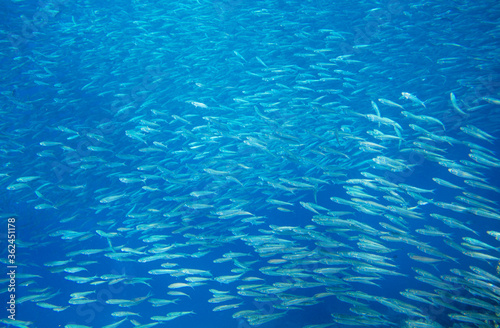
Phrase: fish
[
  {"left": 102, "top": 318, "right": 127, "bottom": 328},
  {"left": 151, "top": 311, "right": 195, "bottom": 321},
  {"left": 148, "top": 298, "right": 179, "bottom": 307},
  {"left": 432, "top": 177, "right": 464, "bottom": 190},
  {"left": 212, "top": 303, "right": 243, "bottom": 311},
  {"left": 450, "top": 92, "right": 468, "bottom": 116},
  {"left": 2, "top": 1, "right": 500, "bottom": 328},
  {"left": 111, "top": 311, "right": 141, "bottom": 317},
  {"left": 401, "top": 92, "right": 426, "bottom": 108},
  {"left": 168, "top": 283, "right": 194, "bottom": 289},
  {"left": 377, "top": 98, "right": 404, "bottom": 110}
]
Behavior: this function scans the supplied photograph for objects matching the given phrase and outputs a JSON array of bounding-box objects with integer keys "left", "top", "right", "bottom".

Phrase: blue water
[{"left": 1, "top": 1, "right": 500, "bottom": 328}]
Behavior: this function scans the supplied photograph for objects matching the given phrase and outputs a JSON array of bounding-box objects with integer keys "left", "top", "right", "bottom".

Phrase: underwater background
[{"left": 1, "top": 0, "right": 500, "bottom": 327}]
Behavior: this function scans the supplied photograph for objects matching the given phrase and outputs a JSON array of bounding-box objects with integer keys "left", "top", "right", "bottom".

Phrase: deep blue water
[{"left": 1, "top": 1, "right": 500, "bottom": 328}]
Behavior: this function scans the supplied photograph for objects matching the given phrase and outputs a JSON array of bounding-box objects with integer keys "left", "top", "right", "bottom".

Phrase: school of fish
[{"left": 1, "top": 0, "right": 500, "bottom": 327}]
